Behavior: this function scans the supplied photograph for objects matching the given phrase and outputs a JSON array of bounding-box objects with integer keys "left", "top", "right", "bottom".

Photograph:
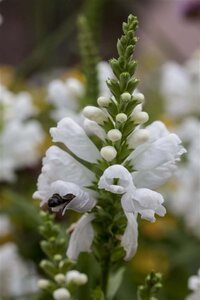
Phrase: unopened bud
[
  {"left": 107, "top": 129, "right": 122, "bottom": 142},
  {"left": 53, "top": 288, "right": 71, "bottom": 300},
  {"left": 97, "top": 96, "right": 111, "bottom": 107},
  {"left": 132, "top": 111, "right": 149, "bottom": 124},
  {"left": 128, "top": 129, "right": 150, "bottom": 148},
  {"left": 66, "top": 270, "right": 88, "bottom": 286},
  {"left": 38, "top": 279, "right": 50, "bottom": 289},
  {"left": 54, "top": 273, "right": 66, "bottom": 284},
  {"left": 133, "top": 92, "right": 145, "bottom": 103},
  {"left": 100, "top": 146, "right": 117, "bottom": 161},
  {"left": 82, "top": 106, "right": 107, "bottom": 125},
  {"left": 121, "top": 92, "right": 132, "bottom": 102},
  {"left": 116, "top": 113, "right": 127, "bottom": 123}
]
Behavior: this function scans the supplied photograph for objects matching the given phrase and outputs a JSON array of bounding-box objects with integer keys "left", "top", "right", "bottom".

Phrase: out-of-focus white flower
[
  {"left": 53, "top": 288, "right": 71, "bottom": 300},
  {"left": 47, "top": 62, "right": 112, "bottom": 122},
  {"left": 0, "top": 214, "right": 12, "bottom": 237},
  {"left": 169, "top": 118, "right": 200, "bottom": 237},
  {"left": 161, "top": 51, "right": 200, "bottom": 117},
  {"left": 186, "top": 269, "right": 200, "bottom": 300},
  {"left": 0, "top": 84, "right": 45, "bottom": 182},
  {"left": 0, "top": 243, "right": 38, "bottom": 298}
]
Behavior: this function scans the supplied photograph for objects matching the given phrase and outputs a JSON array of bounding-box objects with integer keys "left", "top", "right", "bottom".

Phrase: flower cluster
[
  {"left": 0, "top": 83, "right": 45, "bottom": 182},
  {"left": 47, "top": 62, "right": 113, "bottom": 122}
]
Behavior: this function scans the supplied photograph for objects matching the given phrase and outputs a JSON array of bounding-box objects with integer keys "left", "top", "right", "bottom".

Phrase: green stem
[{"left": 101, "top": 252, "right": 111, "bottom": 297}]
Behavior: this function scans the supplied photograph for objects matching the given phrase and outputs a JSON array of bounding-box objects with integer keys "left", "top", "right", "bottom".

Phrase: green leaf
[{"left": 107, "top": 268, "right": 125, "bottom": 299}]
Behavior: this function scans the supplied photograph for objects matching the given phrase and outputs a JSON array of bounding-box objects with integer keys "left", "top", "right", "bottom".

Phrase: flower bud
[
  {"left": 121, "top": 92, "right": 131, "bottom": 102},
  {"left": 66, "top": 270, "right": 88, "bottom": 286},
  {"left": 133, "top": 92, "right": 145, "bottom": 103},
  {"left": 107, "top": 129, "right": 122, "bottom": 142},
  {"left": 54, "top": 273, "right": 66, "bottom": 284},
  {"left": 132, "top": 111, "right": 149, "bottom": 124},
  {"left": 97, "top": 96, "right": 111, "bottom": 107},
  {"left": 38, "top": 279, "right": 50, "bottom": 289},
  {"left": 100, "top": 146, "right": 117, "bottom": 161},
  {"left": 82, "top": 106, "right": 107, "bottom": 125},
  {"left": 116, "top": 113, "right": 127, "bottom": 123},
  {"left": 53, "top": 288, "right": 71, "bottom": 300},
  {"left": 128, "top": 129, "right": 150, "bottom": 148}
]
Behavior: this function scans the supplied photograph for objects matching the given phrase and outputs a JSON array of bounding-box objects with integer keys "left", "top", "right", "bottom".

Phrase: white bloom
[
  {"left": 186, "top": 290, "right": 200, "bottom": 300},
  {"left": 53, "top": 288, "right": 71, "bottom": 300},
  {"left": 98, "top": 164, "right": 166, "bottom": 260},
  {"left": 66, "top": 270, "right": 88, "bottom": 285},
  {"left": 127, "top": 128, "right": 150, "bottom": 148},
  {"left": 54, "top": 274, "right": 66, "bottom": 284},
  {"left": 67, "top": 213, "right": 95, "bottom": 261},
  {"left": 97, "top": 96, "right": 111, "bottom": 107},
  {"left": 121, "top": 92, "right": 132, "bottom": 102},
  {"left": 161, "top": 53, "right": 200, "bottom": 117},
  {"left": 0, "top": 243, "right": 38, "bottom": 298},
  {"left": 116, "top": 113, "right": 127, "bottom": 123}
]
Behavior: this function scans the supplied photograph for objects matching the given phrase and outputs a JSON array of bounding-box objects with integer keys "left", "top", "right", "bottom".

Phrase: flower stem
[{"left": 101, "top": 252, "right": 111, "bottom": 297}]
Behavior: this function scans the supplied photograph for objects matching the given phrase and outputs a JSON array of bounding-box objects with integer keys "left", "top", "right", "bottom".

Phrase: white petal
[
  {"left": 121, "top": 213, "right": 138, "bottom": 261},
  {"left": 50, "top": 118, "right": 100, "bottom": 163},
  {"left": 132, "top": 161, "right": 177, "bottom": 189},
  {"left": 98, "top": 165, "right": 134, "bottom": 194},
  {"left": 67, "top": 213, "right": 95, "bottom": 261},
  {"left": 186, "top": 290, "right": 200, "bottom": 300},
  {"left": 133, "top": 188, "right": 166, "bottom": 222},
  {"left": 146, "top": 121, "right": 169, "bottom": 141},
  {"left": 50, "top": 180, "right": 96, "bottom": 213}
]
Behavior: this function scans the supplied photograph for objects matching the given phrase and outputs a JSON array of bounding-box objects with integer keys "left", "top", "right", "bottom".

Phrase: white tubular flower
[
  {"left": 98, "top": 164, "right": 166, "bottom": 260},
  {"left": 83, "top": 118, "right": 106, "bottom": 140},
  {"left": 129, "top": 121, "right": 186, "bottom": 189},
  {"left": 100, "top": 146, "right": 117, "bottom": 162},
  {"left": 50, "top": 117, "right": 101, "bottom": 163},
  {"left": 107, "top": 129, "right": 122, "bottom": 142},
  {"left": 98, "top": 165, "right": 133, "bottom": 194},
  {"left": 53, "top": 288, "right": 71, "bottom": 300},
  {"left": 66, "top": 270, "right": 88, "bottom": 285},
  {"left": 67, "top": 213, "right": 95, "bottom": 261},
  {"left": 33, "top": 145, "right": 96, "bottom": 213},
  {"left": 82, "top": 106, "right": 108, "bottom": 125},
  {"left": 128, "top": 129, "right": 150, "bottom": 148}
]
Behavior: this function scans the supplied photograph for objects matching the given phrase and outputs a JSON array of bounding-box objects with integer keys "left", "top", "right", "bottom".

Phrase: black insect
[{"left": 48, "top": 193, "right": 76, "bottom": 209}]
